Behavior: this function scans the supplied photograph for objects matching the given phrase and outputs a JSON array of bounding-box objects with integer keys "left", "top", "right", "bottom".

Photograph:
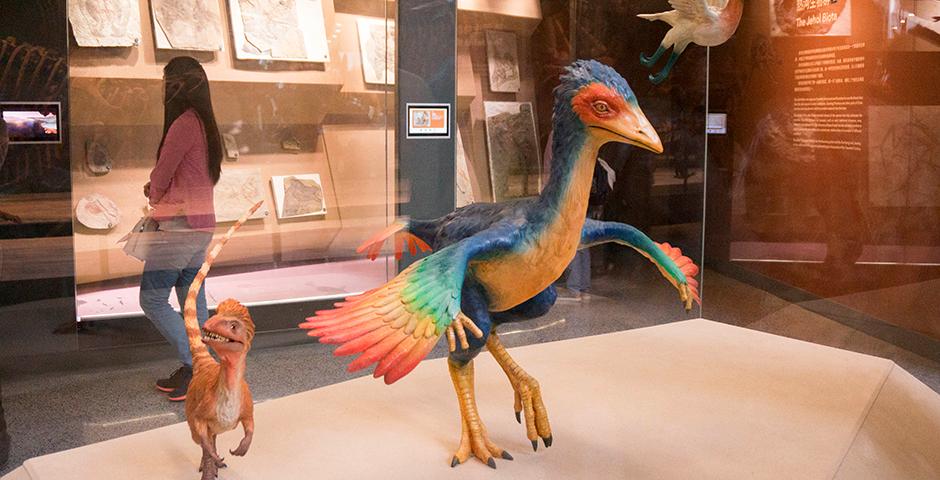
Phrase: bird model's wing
[
  {"left": 300, "top": 225, "right": 516, "bottom": 384},
  {"left": 668, "top": 0, "right": 718, "bottom": 20}
]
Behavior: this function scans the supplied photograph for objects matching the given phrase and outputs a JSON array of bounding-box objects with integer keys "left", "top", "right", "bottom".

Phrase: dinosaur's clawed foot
[
  {"left": 448, "top": 358, "right": 512, "bottom": 469},
  {"left": 512, "top": 375, "right": 553, "bottom": 450},
  {"left": 487, "top": 333, "right": 553, "bottom": 450},
  {"left": 451, "top": 419, "right": 513, "bottom": 469},
  {"left": 198, "top": 457, "right": 220, "bottom": 479}
]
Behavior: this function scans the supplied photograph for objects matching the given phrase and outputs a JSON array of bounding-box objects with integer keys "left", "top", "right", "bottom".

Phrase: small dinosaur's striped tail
[{"left": 184, "top": 201, "right": 263, "bottom": 371}]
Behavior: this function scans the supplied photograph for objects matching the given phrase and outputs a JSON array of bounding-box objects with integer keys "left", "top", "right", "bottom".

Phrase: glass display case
[
  {"left": 66, "top": 0, "right": 397, "bottom": 323},
  {"left": 1, "top": 0, "right": 939, "bottom": 476}
]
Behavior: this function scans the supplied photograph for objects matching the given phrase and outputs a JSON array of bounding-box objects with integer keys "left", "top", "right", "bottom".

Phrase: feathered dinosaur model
[
  {"left": 638, "top": 0, "right": 743, "bottom": 84},
  {"left": 300, "top": 60, "right": 700, "bottom": 468},
  {"left": 183, "top": 201, "right": 262, "bottom": 480}
]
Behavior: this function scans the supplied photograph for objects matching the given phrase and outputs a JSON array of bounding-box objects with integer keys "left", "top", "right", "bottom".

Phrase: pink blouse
[{"left": 148, "top": 109, "right": 216, "bottom": 231}]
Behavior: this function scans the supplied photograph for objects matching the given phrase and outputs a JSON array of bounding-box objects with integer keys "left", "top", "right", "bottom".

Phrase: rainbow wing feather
[
  {"left": 657, "top": 242, "right": 701, "bottom": 304},
  {"left": 301, "top": 232, "right": 509, "bottom": 384}
]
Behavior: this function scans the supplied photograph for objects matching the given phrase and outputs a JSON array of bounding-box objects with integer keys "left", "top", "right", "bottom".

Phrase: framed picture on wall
[
  {"left": 215, "top": 168, "right": 269, "bottom": 222},
  {"left": 271, "top": 173, "right": 327, "bottom": 219},
  {"left": 151, "top": 0, "right": 225, "bottom": 51},
  {"left": 0, "top": 102, "right": 62, "bottom": 144},
  {"left": 357, "top": 17, "right": 396, "bottom": 85},
  {"left": 228, "top": 0, "right": 331, "bottom": 62},
  {"left": 483, "top": 101, "right": 541, "bottom": 201},
  {"left": 485, "top": 30, "right": 521, "bottom": 93}
]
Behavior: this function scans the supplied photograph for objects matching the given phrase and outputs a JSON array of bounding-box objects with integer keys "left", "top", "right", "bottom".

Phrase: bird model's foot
[
  {"left": 487, "top": 333, "right": 553, "bottom": 451},
  {"left": 649, "top": 51, "right": 681, "bottom": 85},
  {"left": 639, "top": 45, "right": 666, "bottom": 68},
  {"left": 448, "top": 359, "right": 513, "bottom": 469}
]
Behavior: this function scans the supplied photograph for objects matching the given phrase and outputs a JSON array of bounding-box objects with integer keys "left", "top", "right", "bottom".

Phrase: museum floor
[{"left": 1, "top": 268, "right": 939, "bottom": 476}]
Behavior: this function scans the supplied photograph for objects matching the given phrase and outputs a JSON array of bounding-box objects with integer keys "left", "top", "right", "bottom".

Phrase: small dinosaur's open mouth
[{"left": 201, "top": 328, "right": 241, "bottom": 345}]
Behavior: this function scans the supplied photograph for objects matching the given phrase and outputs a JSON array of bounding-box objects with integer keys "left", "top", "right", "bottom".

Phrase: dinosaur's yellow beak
[{"left": 606, "top": 109, "right": 663, "bottom": 154}]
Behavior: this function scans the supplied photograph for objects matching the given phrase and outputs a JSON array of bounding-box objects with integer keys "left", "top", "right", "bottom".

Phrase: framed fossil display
[
  {"left": 485, "top": 30, "right": 521, "bottom": 93},
  {"left": 357, "top": 18, "right": 396, "bottom": 85},
  {"left": 271, "top": 173, "right": 327, "bottom": 219},
  {"left": 151, "top": 0, "right": 224, "bottom": 51},
  {"left": 228, "top": 0, "right": 330, "bottom": 62},
  {"left": 484, "top": 101, "right": 541, "bottom": 201}
]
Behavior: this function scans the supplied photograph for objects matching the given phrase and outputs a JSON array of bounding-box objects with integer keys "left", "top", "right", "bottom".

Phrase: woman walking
[{"left": 141, "top": 56, "right": 222, "bottom": 401}]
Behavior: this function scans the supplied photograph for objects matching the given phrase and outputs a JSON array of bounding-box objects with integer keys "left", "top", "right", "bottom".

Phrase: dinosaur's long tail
[{"left": 184, "top": 201, "right": 263, "bottom": 371}]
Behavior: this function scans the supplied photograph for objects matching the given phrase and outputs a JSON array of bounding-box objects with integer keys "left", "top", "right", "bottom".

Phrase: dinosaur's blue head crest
[
  {"left": 551, "top": 60, "right": 662, "bottom": 155},
  {"left": 555, "top": 60, "right": 638, "bottom": 111}
]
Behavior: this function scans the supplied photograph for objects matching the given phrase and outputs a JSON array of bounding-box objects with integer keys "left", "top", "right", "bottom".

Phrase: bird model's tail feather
[
  {"left": 638, "top": 11, "right": 679, "bottom": 27},
  {"left": 183, "top": 201, "right": 263, "bottom": 371}
]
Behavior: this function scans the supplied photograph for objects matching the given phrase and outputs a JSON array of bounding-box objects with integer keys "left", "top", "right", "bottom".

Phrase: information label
[{"left": 406, "top": 103, "right": 450, "bottom": 139}]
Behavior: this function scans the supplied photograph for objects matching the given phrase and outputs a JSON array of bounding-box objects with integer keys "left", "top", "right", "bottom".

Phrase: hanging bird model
[
  {"left": 300, "top": 60, "right": 700, "bottom": 469},
  {"left": 638, "top": 0, "right": 743, "bottom": 84}
]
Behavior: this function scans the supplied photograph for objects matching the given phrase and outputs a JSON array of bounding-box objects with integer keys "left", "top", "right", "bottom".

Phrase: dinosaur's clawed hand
[
  {"left": 446, "top": 313, "right": 484, "bottom": 352},
  {"left": 230, "top": 435, "right": 252, "bottom": 456},
  {"left": 679, "top": 284, "right": 693, "bottom": 312}
]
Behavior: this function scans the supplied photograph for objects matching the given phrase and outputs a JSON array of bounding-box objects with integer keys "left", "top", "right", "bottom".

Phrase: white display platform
[{"left": 4, "top": 319, "right": 939, "bottom": 479}]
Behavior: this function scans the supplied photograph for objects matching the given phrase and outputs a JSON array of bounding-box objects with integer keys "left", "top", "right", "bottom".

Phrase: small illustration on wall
[
  {"left": 357, "top": 18, "right": 396, "bottom": 85},
  {"left": 69, "top": 0, "right": 141, "bottom": 47},
  {"left": 484, "top": 101, "right": 540, "bottom": 201},
  {"left": 228, "top": 0, "right": 330, "bottom": 62},
  {"left": 485, "top": 30, "right": 521, "bottom": 93},
  {"left": 85, "top": 140, "right": 112, "bottom": 175},
  {"left": 638, "top": 0, "right": 744, "bottom": 84},
  {"left": 75, "top": 194, "right": 121, "bottom": 230},
  {"left": 271, "top": 174, "right": 327, "bottom": 219},
  {"left": 151, "top": 0, "right": 224, "bottom": 51},
  {"left": 214, "top": 168, "right": 268, "bottom": 222}
]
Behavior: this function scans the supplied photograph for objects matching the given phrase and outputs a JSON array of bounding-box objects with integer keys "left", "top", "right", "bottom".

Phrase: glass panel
[
  {"left": 704, "top": 0, "right": 940, "bottom": 392},
  {"left": 455, "top": 0, "right": 706, "bottom": 346},
  {"left": 65, "top": 0, "right": 397, "bottom": 329},
  {"left": 0, "top": 0, "right": 397, "bottom": 357}
]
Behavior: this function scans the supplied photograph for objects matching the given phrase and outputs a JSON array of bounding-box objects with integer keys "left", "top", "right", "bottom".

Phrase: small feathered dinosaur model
[
  {"left": 183, "top": 201, "right": 262, "bottom": 480},
  {"left": 638, "top": 0, "right": 743, "bottom": 84},
  {"left": 300, "top": 60, "right": 700, "bottom": 468}
]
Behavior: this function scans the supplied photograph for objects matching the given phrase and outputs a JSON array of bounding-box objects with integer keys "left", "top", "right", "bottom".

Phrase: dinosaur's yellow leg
[
  {"left": 487, "top": 332, "right": 553, "bottom": 450},
  {"left": 448, "top": 358, "right": 513, "bottom": 468}
]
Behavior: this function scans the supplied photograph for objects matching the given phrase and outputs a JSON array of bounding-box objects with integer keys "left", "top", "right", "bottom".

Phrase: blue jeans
[
  {"left": 139, "top": 229, "right": 212, "bottom": 367},
  {"left": 566, "top": 248, "right": 591, "bottom": 293}
]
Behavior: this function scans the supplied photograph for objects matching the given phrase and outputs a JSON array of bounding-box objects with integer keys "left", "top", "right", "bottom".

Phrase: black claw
[
  {"left": 501, "top": 451, "right": 514, "bottom": 461},
  {"left": 515, "top": 411, "right": 521, "bottom": 423},
  {"left": 487, "top": 458, "right": 497, "bottom": 469},
  {"left": 451, "top": 456, "right": 460, "bottom": 468},
  {"left": 543, "top": 435, "right": 553, "bottom": 447},
  {"left": 532, "top": 440, "right": 539, "bottom": 451}
]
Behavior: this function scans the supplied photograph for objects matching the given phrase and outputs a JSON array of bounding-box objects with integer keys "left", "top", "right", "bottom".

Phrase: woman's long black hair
[{"left": 158, "top": 56, "right": 222, "bottom": 184}]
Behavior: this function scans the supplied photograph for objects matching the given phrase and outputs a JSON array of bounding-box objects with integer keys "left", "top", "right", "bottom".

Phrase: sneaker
[
  {"left": 556, "top": 287, "right": 583, "bottom": 302},
  {"left": 156, "top": 365, "right": 192, "bottom": 393},
  {"left": 167, "top": 368, "right": 193, "bottom": 402}
]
